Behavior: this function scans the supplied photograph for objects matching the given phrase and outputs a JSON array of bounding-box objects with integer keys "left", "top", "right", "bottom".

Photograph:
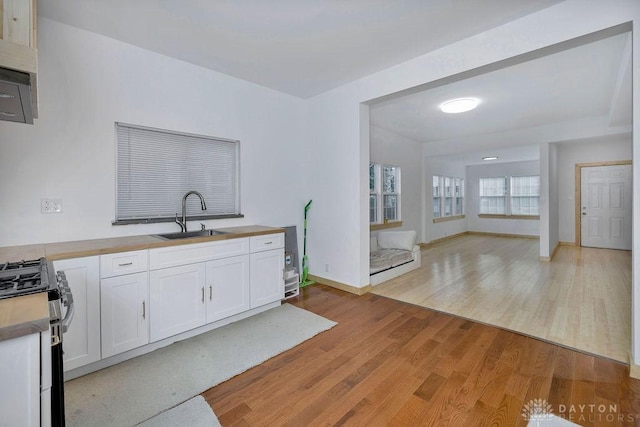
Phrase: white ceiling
[
  {"left": 38, "top": 1, "right": 631, "bottom": 167},
  {"left": 37, "top": 0, "right": 562, "bottom": 98},
  {"left": 369, "top": 31, "right": 633, "bottom": 165}
]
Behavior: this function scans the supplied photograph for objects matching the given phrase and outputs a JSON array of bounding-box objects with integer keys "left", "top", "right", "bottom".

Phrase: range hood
[{"left": 0, "top": 68, "right": 34, "bottom": 124}]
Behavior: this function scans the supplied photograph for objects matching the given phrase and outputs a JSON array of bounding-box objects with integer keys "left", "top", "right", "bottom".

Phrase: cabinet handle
[
  {"left": 264, "top": 241, "right": 273, "bottom": 245},
  {"left": 209, "top": 285, "right": 213, "bottom": 301},
  {"left": 118, "top": 262, "right": 133, "bottom": 267},
  {"left": 142, "top": 301, "right": 146, "bottom": 319},
  {"left": 201, "top": 287, "right": 205, "bottom": 303}
]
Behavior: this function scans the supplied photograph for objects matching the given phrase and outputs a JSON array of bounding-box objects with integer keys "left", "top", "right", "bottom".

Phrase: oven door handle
[{"left": 57, "top": 271, "right": 75, "bottom": 333}]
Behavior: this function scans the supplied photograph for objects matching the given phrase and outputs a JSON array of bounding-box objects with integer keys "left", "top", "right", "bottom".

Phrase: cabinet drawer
[
  {"left": 149, "top": 238, "right": 250, "bottom": 270},
  {"left": 250, "top": 233, "right": 284, "bottom": 253},
  {"left": 100, "top": 250, "right": 148, "bottom": 278}
]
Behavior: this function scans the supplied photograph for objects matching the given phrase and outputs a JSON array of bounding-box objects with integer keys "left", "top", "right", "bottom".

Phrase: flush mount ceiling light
[
  {"left": 482, "top": 156, "right": 499, "bottom": 161},
  {"left": 440, "top": 97, "right": 480, "bottom": 114}
]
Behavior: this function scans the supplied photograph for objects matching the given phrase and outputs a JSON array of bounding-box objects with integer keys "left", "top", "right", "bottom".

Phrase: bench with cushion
[{"left": 370, "top": 230, "right": 421, "bottom": 285}]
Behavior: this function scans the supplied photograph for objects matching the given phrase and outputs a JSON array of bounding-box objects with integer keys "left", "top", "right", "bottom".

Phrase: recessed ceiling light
[
  {"left": 483, "top": 156, "right": 499, "bottom": 161},
  {"left": 440, "top": 97, "right": 480, "bottom": 114}
]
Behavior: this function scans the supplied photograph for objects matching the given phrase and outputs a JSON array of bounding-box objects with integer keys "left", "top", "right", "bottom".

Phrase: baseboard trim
[
  {"left": 467, "top": 231, "right": 539, "bottom": 240},
  {"left": 422, "top": 231, "right": 468, "bottom": 247},
  {"left": 630, "top": 363, "right": 640, "bottom": 380},
  {"left": 559, "top": 241, "right": 576, "bottom": 246},
  {"left": 540, "top": 242, "right": 561, "bottom": 262},
  {"left": 629, "top": 352, "right": 640, "bottom": 379},
  {"left": 307, "top": 274, "right": 371, "bottom": 295}
]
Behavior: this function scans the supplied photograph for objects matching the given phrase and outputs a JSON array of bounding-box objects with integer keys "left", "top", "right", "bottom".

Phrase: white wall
[
  {"left": 556, "top": 134, "right": 632, "bottom": 243},
  {"left": 304, "top": 0, "right": 639, "bottom": 288},
  {"left": 0, "top": 18, "right": 307, "bottom": 247},
  {"left": 466, "top": 160, "right": 540, "bottom": 237},
  {"left": 549, "top": 143, "right": 560, "bottom": 256},
  {"left": 370, "top": 126, "right": 422, "bottom": 240},
  {"left": 304, "top": 0, "right": 640, "bottom": 365},
  {"left": 423, "top": 158, "right": 467, "bottom": 243}
]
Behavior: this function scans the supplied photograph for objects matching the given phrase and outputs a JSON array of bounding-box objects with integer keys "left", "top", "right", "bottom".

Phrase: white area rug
[
  {"left": 65, "top": 304, "right": 336, "bottom": 427},
  {"left": 138, "top": 396, "right": 221, "bottom": 427},
  {"left": 527, "top": 414, "right": 581, "bottom": 426}
]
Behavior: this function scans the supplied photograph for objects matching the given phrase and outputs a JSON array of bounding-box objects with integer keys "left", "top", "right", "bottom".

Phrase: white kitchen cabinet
[
  {"left": 149, "top": 263, "right": 207, "bottom": 342},
  {"left": 0, "top": 333, "right": 40, "bottom": 426},
  {"left": 53, "top": 256, "right": 101, "bottom": 371},
  {"left": 0, "top": 0, "right": 39, "bottom": 119},
  {"left": 206, "top": 255, "right": 250, "bottom": 323},
  {"left": 149, "top": 238, "right": 249, "bottom": 270},
  {"left": 100, "top": 271, "right": 149, "bottom": 358},
  {"left": 100, "top": 250, "right": 148, "bottom": 278},
  {"left": 250, "top": 249, "right": 284, "bottom": 308}
]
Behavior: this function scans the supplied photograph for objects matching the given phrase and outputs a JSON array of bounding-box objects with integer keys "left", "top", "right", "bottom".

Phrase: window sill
[
  {"left": 112, "top": 213, "right": 245, "bottom": 226},
  {"left": 478, "top": 214, "right": 539, "bottom": 220},
  {"left": 370, "top": 221, "right": 402, "bottom": 231},
  {"left": 433, "top": 215, "right": 465, "bottom": 223}
]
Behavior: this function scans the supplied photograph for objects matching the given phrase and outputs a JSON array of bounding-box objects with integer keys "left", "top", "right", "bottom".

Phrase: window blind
[
  {"left": 479, "top": 177, "right": 507, "bottom": 214},
  {"left": 115, "top": 123, "right": 240, "bottom": 223},
  {"left": 511, "top": 175, "right": 540, "bottom": 215}
]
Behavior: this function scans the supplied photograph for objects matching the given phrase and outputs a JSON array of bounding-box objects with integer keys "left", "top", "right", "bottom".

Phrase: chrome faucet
[{"left": 175, "top": 190, "right": 207, "bottom": 232}]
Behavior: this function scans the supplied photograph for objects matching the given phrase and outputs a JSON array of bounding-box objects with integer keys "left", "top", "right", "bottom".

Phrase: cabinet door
[
  {"left": 206, "top": 255, "right": 250, "bottom": 323},
  {"left": 149, "top": 264, "right": 206, "bottom": 342},
  {"left": 250, "top": 249, "right": 284, "bottom": 308},
  {"left": 101, "top": 272, "right": 149, "bottom": 358},
  {"left": 53, "top": 257, "right": 100, "bottom": 371}
]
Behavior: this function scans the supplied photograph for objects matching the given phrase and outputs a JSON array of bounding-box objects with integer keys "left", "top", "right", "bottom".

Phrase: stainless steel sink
[{"left": 153, "top": 229, "right": 229, "bottom": 240}]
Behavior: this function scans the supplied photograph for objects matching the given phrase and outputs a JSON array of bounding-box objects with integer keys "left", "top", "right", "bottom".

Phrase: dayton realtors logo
[
  {"left": 522, "top": 400, "right": 640, "bottom": 424},
  {"left": 521, "top": 399, "right": 555, "bottom": 425}
]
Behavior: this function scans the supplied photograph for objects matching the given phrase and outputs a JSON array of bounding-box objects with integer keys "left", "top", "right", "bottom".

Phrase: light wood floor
[
  {"left": 372, "top": 235, "right": 632, "bottom": 363},
  {"left": 203, "top": 285, "right": 640, "bottom": 426}
]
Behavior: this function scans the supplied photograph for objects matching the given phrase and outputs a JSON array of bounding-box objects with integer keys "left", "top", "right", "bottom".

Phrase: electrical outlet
[
  {"left": 325, "top": 263, "right": 329, "bottom": 273},
  {"left": 41, "top": 198, "right": 63, "bottom": 214}
]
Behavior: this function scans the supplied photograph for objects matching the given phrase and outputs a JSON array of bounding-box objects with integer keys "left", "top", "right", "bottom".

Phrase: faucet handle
[
  {"left": 200, "top": 223, "right": 206, "bottom": 231},
  {"left": 174, "top": 213, "right": 186, "bottom": 232}
]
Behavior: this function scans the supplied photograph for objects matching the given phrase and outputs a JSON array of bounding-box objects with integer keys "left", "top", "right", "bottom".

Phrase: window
[
  {"left": 432, "top": 175, "right": 464, "bottom": 218},
  {"left": 479, "top": 177, "right": 507, "bottom": 214},
  {"left": 510, "top": 175, "right": 540, "bottom": 215},
  {"left": 382, "top": 165, "right": 400, "bottom": 221},
  {"left": 432, "top": 176, "right": 441, "bottom": 218},
  {"left": 369, "top": 163, "right": 401, "bottom": 223},
  {"left": 454, "top": 178, "right": 464, "bottom": 215},
  {"left": 369, "top": 163, "right": 378, "bottom": 223},
  {"left": 115, "top": 123, "right": 241, "bottom": 224},
  {"left": 479, "top": 175, "right": 539, "bottom": 216}
]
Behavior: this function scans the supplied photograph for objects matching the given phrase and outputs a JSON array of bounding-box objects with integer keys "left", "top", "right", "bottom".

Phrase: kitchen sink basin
[{"left": 153, "top": 229, "right": 229, "bottom": 240}]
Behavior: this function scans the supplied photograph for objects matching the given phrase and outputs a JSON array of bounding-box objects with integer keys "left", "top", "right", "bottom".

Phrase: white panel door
[
  {"left": 581, "top": 164, "right": 632, "bottom": 250},
  {"left": 250, "top": 249, "right": 284, "bottom": 308},
  {"left": 101, "top": 272, "right": 149, "bottom": 358},
  {"left": 53, "top": 257, "right": 101, "bottom": 371},
  {"left": 149, "top": 263, "right": 206, "bottom": 342},
  {"left": 205, "top": 255, "right": 250, "bottom": 323}
]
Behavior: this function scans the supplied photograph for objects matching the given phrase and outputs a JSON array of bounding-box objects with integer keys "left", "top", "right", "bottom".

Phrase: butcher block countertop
[
  {"left": 0, "top": 225, "right": 284, "bottom": 262},
  {"left": 0, "top": 293, "right": 50, "bottom": 341},
  {"left": 0, "top": 225, "right": 284, "bottom": 341}
]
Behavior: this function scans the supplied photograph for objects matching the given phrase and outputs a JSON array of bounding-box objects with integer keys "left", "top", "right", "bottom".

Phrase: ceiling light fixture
[
  {"left": 440, "top": 97, "right": 480, "bottom": 114},
  {"left": 482, "top": 156, "right": 499, "bottom": 161}
]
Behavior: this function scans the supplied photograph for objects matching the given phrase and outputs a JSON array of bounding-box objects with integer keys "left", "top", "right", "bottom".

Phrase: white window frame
[
  {"left": 114, "top": 123, "right": 242, "bottom": 225},
  {"left": 369, "top": 163, "right": 379, "bottom": 223},
  {"left": 369, "top": 163, "right": 401, "bottom": 224},
  {"left": 479, "top": 175, "right": 540, "bottom": 216},
  {"left": 479, "top": 177, "right": 507, "bottom": 215},
  {"left": 432, "top": 175, "right": 464, "bottom": 219}
]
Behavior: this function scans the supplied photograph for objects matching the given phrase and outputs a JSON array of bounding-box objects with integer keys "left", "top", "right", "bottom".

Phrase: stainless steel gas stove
[
  {"left": 0, "top": 257, "right": 73, "bottom": 427},
  {"left": 0, "top": 258, "right": 57, "bottom": 299}
]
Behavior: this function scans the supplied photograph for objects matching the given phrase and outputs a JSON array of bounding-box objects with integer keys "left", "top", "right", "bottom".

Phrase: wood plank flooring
[
  {"left": 202, "top": 285, "right": 640, "bottom": 426},
  {"left": 372, "top": 235, "right": 632, "bottom": 363}
]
